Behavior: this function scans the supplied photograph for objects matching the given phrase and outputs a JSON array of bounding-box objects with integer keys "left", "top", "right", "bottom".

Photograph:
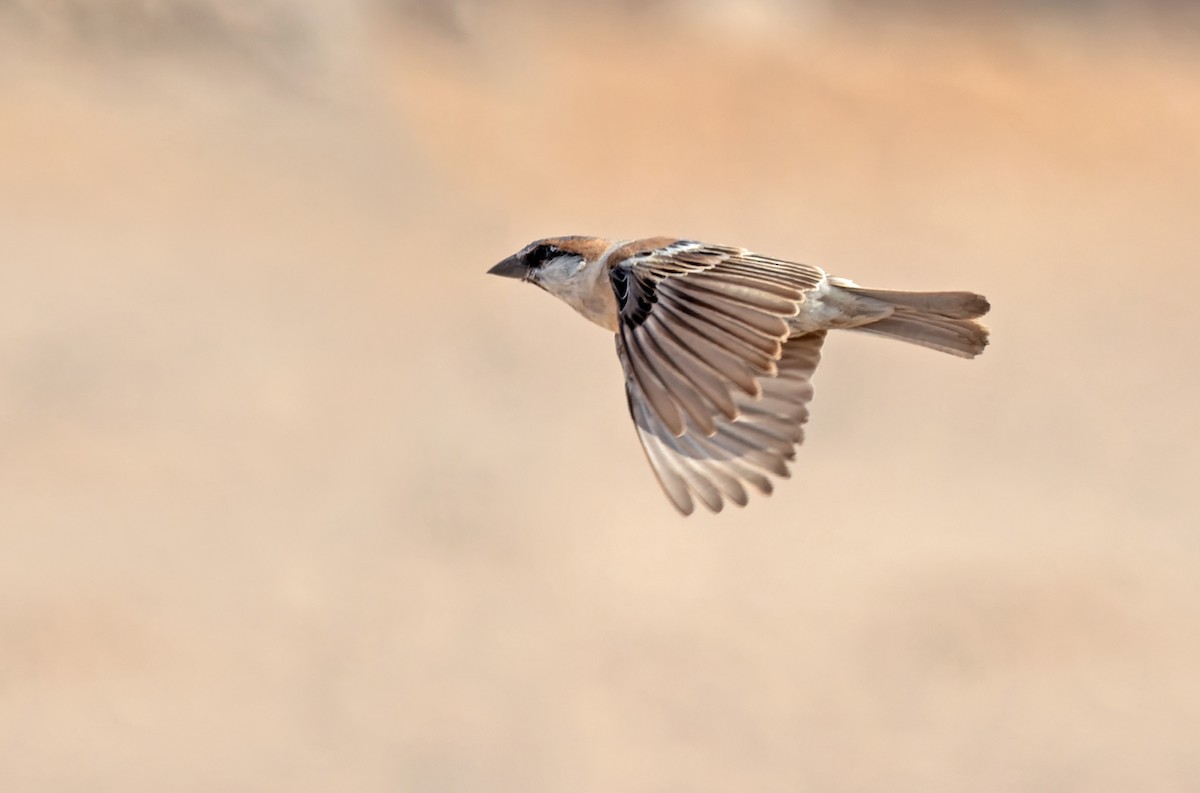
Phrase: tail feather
[
  {"left": 837, "top": 285, "right": 991, "bottom": 359},
  {"left": 839, "top": 287, "right": 990, "bottom": 319}
]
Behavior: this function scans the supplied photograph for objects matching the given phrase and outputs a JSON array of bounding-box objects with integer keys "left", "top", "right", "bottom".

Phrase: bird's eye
[{"left": 525, "top": 244, "right": 560, "bottom": 268}]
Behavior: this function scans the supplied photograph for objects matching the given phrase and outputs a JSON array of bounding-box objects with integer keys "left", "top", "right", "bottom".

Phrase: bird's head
[{"left": 487, "top": 236, "right": 609, "bottom": 296}]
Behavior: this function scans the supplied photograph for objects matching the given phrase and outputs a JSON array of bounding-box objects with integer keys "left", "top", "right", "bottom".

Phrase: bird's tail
[{"left": 837, "top": 285, "right": 991, "bottom": 358}]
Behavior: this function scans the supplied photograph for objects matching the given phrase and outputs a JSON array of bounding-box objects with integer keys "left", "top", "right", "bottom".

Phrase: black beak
[{"left": 487, "top": 255, "right": 527, "bottom": 280}]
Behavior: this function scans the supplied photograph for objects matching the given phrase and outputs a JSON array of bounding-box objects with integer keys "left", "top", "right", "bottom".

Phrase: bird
[{"left": 488, "top": 236, "right": 990, "bottom": 515}]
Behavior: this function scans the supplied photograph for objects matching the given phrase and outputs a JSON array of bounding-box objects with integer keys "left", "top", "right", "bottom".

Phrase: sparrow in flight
[{"left": 489, "top": 236, "right": 990, "bottom": 515}]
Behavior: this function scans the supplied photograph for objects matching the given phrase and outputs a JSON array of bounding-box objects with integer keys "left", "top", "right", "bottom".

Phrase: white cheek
[
  {"left": 537, "top": 257, "right": 584, "bottom": 290},
  {"left": 530, "top": 255, "right": 616, "bottom": 330},
  {"left": 552, "top": 258, "right": 585, "bottom": 279}
]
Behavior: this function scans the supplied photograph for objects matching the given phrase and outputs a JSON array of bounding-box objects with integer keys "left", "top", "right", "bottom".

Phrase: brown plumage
[{"left": 488, "top": 236, "right": 990, "bottom": 515}]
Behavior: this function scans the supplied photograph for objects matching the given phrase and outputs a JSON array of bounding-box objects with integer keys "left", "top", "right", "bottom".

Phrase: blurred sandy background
[{"left": 2, "top": 1, "right": 1199, "bottom": 791}]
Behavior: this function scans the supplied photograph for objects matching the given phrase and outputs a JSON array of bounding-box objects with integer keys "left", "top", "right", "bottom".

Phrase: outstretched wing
[
  {"left": 611, "top": 241, "right": 828, "bottom": 514},
  {"left": 621, "top": 333, "right": 826, "bottom": 515}
]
